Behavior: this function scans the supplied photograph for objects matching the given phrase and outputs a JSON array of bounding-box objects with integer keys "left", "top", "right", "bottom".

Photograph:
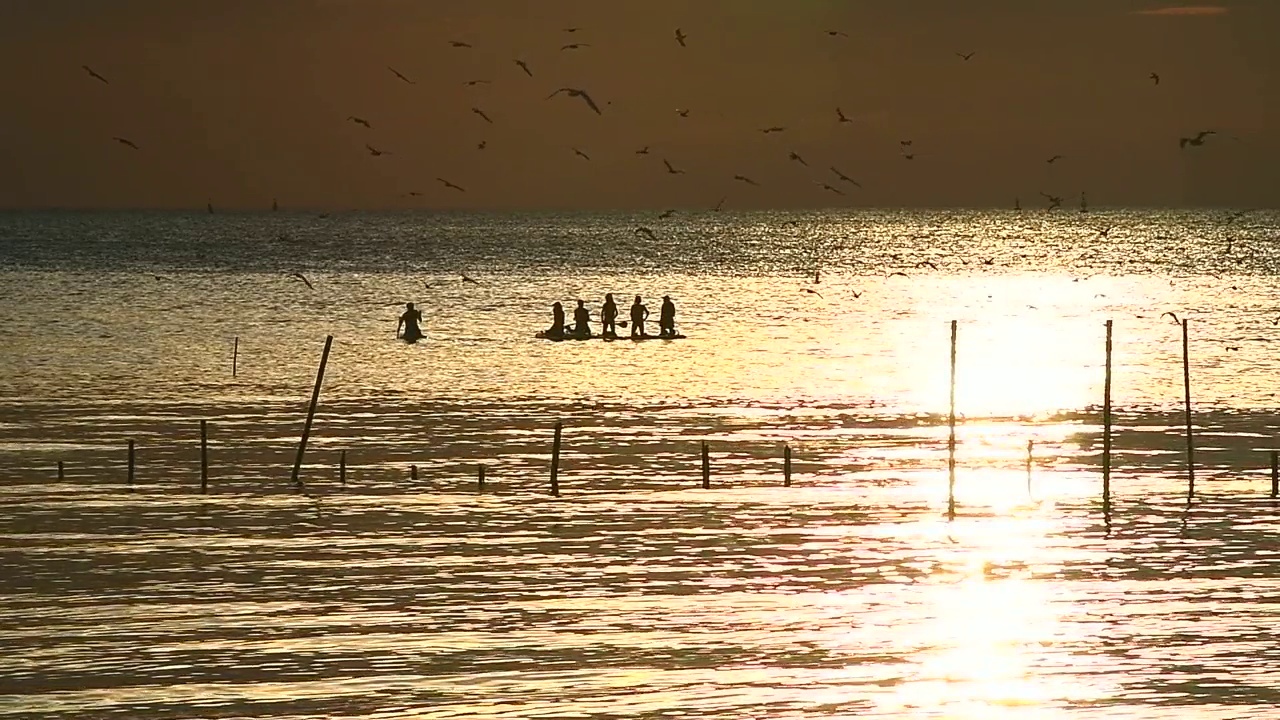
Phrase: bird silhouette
[
  {"left": 81, "top": 65, "right": 109, "bottom": 84},
  {"left": 1098, "top": 225, "right": 1114, "bottom": 238},
  {"left": 956, "top": 51, "right": 976, "bottom": 61},
  {"left": 387, "top": 66, "right": 415, "bottom": 84},
  {"left": 1039, "top": 192, "right": 1063, "bottom": 210},
  {"left": 734, "top": 174, "right": 758, "bottom": 186},
  {"left": 406, "top": 191, "right": 424, "bottom": 197},
  {"left": 676, "top": 108, "right": 690, "bottom": 118},
  {"left": 900, "top": 140, "right": 913, "bottom": 146},
  {"left": 461, "top": 275, "right": 480, "bottom": 285},
  {"left": 464, "top": 79, "right": 491, "bottom": 86},
  {"left": 886, "top": 272, "right": 909, "bottom": 279},
  {"left": 663, "top": 159, "right": 685, "bottom": 175},
  {"left": 675, "top": 28, "right": 687, "bottom": 47},
  {"left": 477, "top": 141, "right": 487, "bottom": 150},
  {"left": 1161, "top": 311, "right": 1181, "bottom": 325},
  {"left": 365, "top": 144, "right": 389, "bottom": 156},
  {"left": 423, "top": 281, "right": 433, "bottom": 289},
  {"left": 472, "top": 107, "right": 493, "bottom": 124},
  {"left": 561, "top": 43, "right": 590, "bottom": 51},
  {"left": 112, "top": 137, "right": 139, "bottom": 150},
  {"left": 347, "top": 116, "right": 372, "bottom": 129},
  {"left": 1047, "top": 155, "right": 1064, "bottom": 164},
  {"left": 1180, "top": 130, "right": 1215, "bottom": 148},
  {"left": 830, "top": 167, "right": 861, "bottom": 187},
  {"left": 290, "top": 273, "right": 314, "bottom": 290},
  {"left": 437, "top": 177, "right": 465, "bottom": 192},
  {"left": 803, "top": 288, "right": 824, "bottom": 298},
  {"left": 788, "top": 151, "right": 808, "bottom": 166},
  {"left": 514, "top": 59, "right": 533, "bottom": 77},
  {"left": 902, "top": 153, "right": 916, "bottom": 161},
  {"left": 826, "top": 30, "right": 849, "bottom": 38},
  {"left": 573, "top": 147, "right": 591, "bottom": 161},
  {"left": 547, "top": 87, "right": 602, "bottom": 115},
  {"left": 916, "top": 261, "right": 939, "bottom": 270},
  {"left": 635, "top": 146, "right": 650, "bottom": 155},
  {"left": 635, "top": 227, "right": 658, "bottom": 240},
  {"left": 851, "top": 290, "right": 864, "bottom": 299},
  {"left": 760, "top": 126, "right": 786, "bottom": 134},
  {"left": 836, "top": 107, "right": 852, "bottom": 124},
  {"left": 712, "top": 196, "right": 726, "bottom": 212},
  {"left": 1149, "top": 72, "right": 1160, "bottom": 85},
  {"left": 817, "top": 182, "right": 843, "bottom": 195},
  {"left": 449, "top": 40, "right": 472, "bottom": 48}
]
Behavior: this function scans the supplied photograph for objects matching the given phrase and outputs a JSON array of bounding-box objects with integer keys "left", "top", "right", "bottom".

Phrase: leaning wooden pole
[
  {"left": 291, "top": 335, "right": 333, "bottom": 493},
  {"left": 783, "top": 444, "right": 792, "bottom": 487},
  {"left": 127, "top": 439, "right": 135, "bottom": 488},
  {"left": 1181, "top": 319, "right": 1195, "bottom": 501},
  {"left": 947, "top": 320, "right": 957, "bottom": 521},
  {"left": 1103, "top": 320, "right": 1113, "bottom": 518},
  {"left": 701, "top": 441, "right": 710, "bottom": 489},
  {"left": 232, "top": 336, "right": 239, "bottom": 378},
  {"left": 339, "top": 450, "right": 347, "bottom": 486},
  {"left": 1026, "top": 439, "right": 1034, "bottom": 499},
  {"left": 549, "top": 421, "right": 562, "bottom": 497},
  {"left": 1270, "top": 451, "right": 1277, "bottom": 499},
  {"left": 200, "top": 419, "right": 208, "bottom": 494}
]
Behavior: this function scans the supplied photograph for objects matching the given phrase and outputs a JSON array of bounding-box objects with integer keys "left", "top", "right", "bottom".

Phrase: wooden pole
[
  {"left": 478, "top": 464, "right": 486, "bottom": 492},
  {"left": 291, "top": 335, "right": 333, "bottom": 493},
  {"left": 127, "top": 439, "right": 135, "bottom": 488},
  {"left": 339, "top": 450, "right": 346, "bottom": 486},
  {"left": 947, "top": 320, "right": 957, "bottom": 521},
  {"left": 701, "top": 440, "right": 710, "bottom": 489},
  {"left": 1103, "top": 320, "right": 1113, "bottom": 518},
  {"left": 410, "top": 464, "right": 418, "bottom": 481},
  {"left": 783, "top": 444, "right": 792, "bottom": 487},
  {"left": 57, "top": 461, "right": 64, "bottom": 480},
  {"left": 1026, "top": 439, "right": 1033, "bottom": 499},
  {"left": 1181, "top": 319, "right": 1195, "bottom": 501},
  {"left": 549, "top": 421, "right": 562, "bottom": 497},
  {"left": 200, "top": 419, "right": 208, "bottom": 494},
  {"left": 1270, "top": 451, "right": 1277, "bottom": 499},
  {"left": 232, "top": 336, "right": 239, "bottom": 377}
]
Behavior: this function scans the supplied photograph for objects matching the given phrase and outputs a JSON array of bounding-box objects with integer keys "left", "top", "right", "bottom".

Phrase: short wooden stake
[
  {"left": 1270, "top": 451, "right": 1277, "bottom": 499},
  {"left": 478, "top": 464, "right": 486, "bottom": 492},
  {"left": 291, "top": 335, "right": 333, "bottom": 493},
  {"left": 1103, "top": 320, "right": 1113, "bottom": 519},
  {"left": 700, "top": 440, "right": 710, "bottom": 489},
  {"left": 947, "top": 320, "right": 957, "bottom": 521},
  {"left": 339, "top": 450, "right": 346, "bottom": 485},
  {"left": 549, "top": 421, "right": 562, "bottom": 497},
  {"left": 1181, "top": 319, "right": 1195, "bottom": 500},
  {"left": 127, "top": 439, "right": 135, "bottom": 487},
  {"left": 1026, "top": 439, "right": 1033, "bottom": 499},
  {"left": 783, "top": 445, "right": 792, "bottom": 487},
  {"left": 200, "top": 419, "right": 208, "bottom": 494},
  {"left": 232, "top": 336, "right": 239, "bottom": 377},
  {"left": 410, "top": 464, "right": 418, "bottom": 481},
  {"left": 57, "top": 461, "right": 64, "bottom": 480}
]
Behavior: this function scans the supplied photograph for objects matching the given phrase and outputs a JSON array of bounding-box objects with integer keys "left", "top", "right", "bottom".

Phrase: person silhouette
[
  {"left": 571, "top": 299, "right": 592, "bottom": 339},
  {"left": 546, "top": 301, "right": 566, "bottom": 339},
  {"left": 397, "top": 302, "right": 423, "bottom": 343},
  {"left": 659, "top": 295, "right": 677, "bottom": 338},
  {"left": 629, "top": 295, "right": 649, "bottom": 338},
  {"left": 601, "top": 293, "right": 619, "bottom": 338}
]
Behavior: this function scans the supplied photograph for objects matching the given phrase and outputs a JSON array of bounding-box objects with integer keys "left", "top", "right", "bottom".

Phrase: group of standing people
[{"left": 546, "top": 294, "right": 678, "bottom": 340}]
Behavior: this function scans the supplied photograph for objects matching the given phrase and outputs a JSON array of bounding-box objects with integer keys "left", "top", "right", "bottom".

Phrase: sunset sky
[{"left": 0, "top": 1, "right": 1275, "bottom": 210}]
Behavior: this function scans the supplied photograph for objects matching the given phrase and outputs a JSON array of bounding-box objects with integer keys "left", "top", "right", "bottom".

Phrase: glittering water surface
[{"left": 3, "top": 209, "right": 1280, "bottom": 718}]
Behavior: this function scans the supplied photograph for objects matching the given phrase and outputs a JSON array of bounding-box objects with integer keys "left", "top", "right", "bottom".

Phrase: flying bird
[
  {"left": 675, "top": 28, "right": 687, "bottom": 47},
  {"left": 636, "top": 146, "right": 650, "bottom": 155},
  {"left": 1161, "top": 311, "right": 1181, "bottom": 325},
  {"left": 347, "top": 116, "right": 372, "bottom": 129},
  {"left": 902, "top": 153, "right": 915, "bottom": 161},
  {"left": 406, "top": 191, "right": 424, "bottom": 197},
  {"left": 547, "top": 87, "right": 602, "bottom": 115},
  {"left": 851, "top": 290, "right": 863, "bottom": 299},
  {"left": 817, "top": 183, "right": 843, "bottom": 195},
  {"left": 900, "top": 140, "right": 913, "bottom": 147},
  {"left": 836, "top": 107, "right": 852, "bottom": 124},
  {"left": 733, "top": 174, "right": 758, "bottom": 186},
  {"left": 387, "top": 66, "right": 415, "bottom": 84},
  {"left": 830, "top": 167, "right": 861, "bottom": 187},
  {"left": 956, "top": 51, "right": 976, "bottom": 61},
  {"left": 712, "top": 196, "right": 726, "bottom": 212},
  {"left": 366, "top": 144, "right": 389, "bottom": 156},
  {"left": 1180, "top": 130, "right": 1215, "bottom": 148},
  {"left": 561, "top": 43, "right": 590, "bottom": 50},
  {"left": 437, "top": 177, "right": 465, "bottom": 192},
  {"left": 449, "top": 41, "right": 472, "bottom": 48},
  {"left": 803, "top": 288, "right": 824, "bottom": 298},
  {"left": 290, "top": 273, "right": 314, "bottom": 290},
  {"left": 472, "top": 107, "right": 493, "bottom": 124},
  {"left": 112, "top": 136, "right": 139, "bottom": 150},
  {"left": 1039, "top": 191, "right": 1063, "bottom": 210},
  {"left": 663, "top": 159, "right": 685, "bottom": 175},
  {"left": 514, "top": 59, "right": 533, "bottom": 77},
  {"left": 1098, "top": 225, "right": 1114, "bottom": 238},
  {"left": 760, "top": 126, "right": 786, "bottom": 134},
  {"left": 788, "top": 151, "right": 808, "bottom": 166},
  {"left": 1047, "top": 155, "right": 1064, "bottom": 164},
  {"left": 573, "top": 147, "right": 591, "bottom": 160},
  {"left": 81, "top": 65, "right": 109, "bottom": 84},
  {"left": 826, "top": 30, "right": 848, "bottom": 38},
  {"left": 477, "top": 141, "right": 487, "bottom": 150},
  {"left": 462, "top": 275, "right": 480, "bottom": 285},
  {"left": 916, "top": 261, "right": 939, "bottom": 270},
  {"left": 464, "top": 79, "right": 491, "bottom": 86},
  {"left": 635, "top": 227, "right": 658, "bottom": 240},
  {"left": 886, "top": 272, "right": 909, "bottom": 279},
  {"left": 676, "top": 108, "right": 690, "bottom": 118},
  {"left": 1149, "top": 72, "right": 1160, "bottom": 85}
]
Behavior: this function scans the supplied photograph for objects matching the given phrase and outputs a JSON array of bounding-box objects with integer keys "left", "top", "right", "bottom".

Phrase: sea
[{"left": 2, "top": 208, "right": 1280, "bottom": 719}]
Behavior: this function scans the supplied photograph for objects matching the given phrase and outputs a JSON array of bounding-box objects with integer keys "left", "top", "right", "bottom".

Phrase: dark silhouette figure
[
  {"left": 546, "top": 302, "right": 566, "bottom": 339},
  {"left": 659, "top": 296, "right": 677, "bottom": 338},
  {"left": 601, "top": 293, "right": 619, "bottom": 338},
  {"left": 630, "top": 295, "right": 649, "bottom": 338},
  {"left": 571, "top": 300, "right": 591, "bottom": 339},
  {"left": 397, "top": 302, "right": 423, "bottom": 343}
]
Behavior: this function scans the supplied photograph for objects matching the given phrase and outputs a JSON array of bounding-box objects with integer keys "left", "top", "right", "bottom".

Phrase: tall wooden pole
[
  {"left": 291, "top": 335, "right": 333, "bottom": 493},
  {"left": 232, "top": 336, "right": 239, "bottom": 377},
  {"left": 947, "top": 320, "right": 957, "bottom": 521},
  {"left": 127, "top": 439, "right": 135, "bottom": 488},
  {"left": 701, "top": 441, "right": 710, "bottom": 489},
  {"left": 783, "top": 445, "right": 792, "bottom": 487},
  {"left": 549, "top": 421, "right": 562, "bottom": 497},
  {"left": 200, "top": 419, "right": 208, "bottom": 494},
  {"left": 1181, "top": 319, "right": 1195, "bottom": 501},
  {"left": 1103, "top": 320, "right": 1113, "bottom": 518}
]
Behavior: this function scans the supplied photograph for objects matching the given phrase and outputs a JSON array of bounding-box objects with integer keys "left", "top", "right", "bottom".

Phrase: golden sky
[{"left": 0, "top": 1, "right": 1274, "bottom": 210}]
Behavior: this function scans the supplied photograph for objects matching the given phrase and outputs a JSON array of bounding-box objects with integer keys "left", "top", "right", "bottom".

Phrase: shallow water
[{"left": 3, "top": 209, "right": 1280, "bottom": 718}]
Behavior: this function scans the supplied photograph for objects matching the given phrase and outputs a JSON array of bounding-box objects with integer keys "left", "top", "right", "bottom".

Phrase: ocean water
[{"left": 3, "top": 208, "right": 1280, "bottom": 718}]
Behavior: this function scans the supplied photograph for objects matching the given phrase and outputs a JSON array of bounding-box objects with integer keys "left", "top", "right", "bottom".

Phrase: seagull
[
  {"left": 676, "top": 108, "right": 690, "bottom": 118},
  {"left": 658, "top": 209, "right": 675, "bottom": 219},
  {"left": 547, "top": 87, "right": 602, "bottom": 115},
  {"left": 472, "top": 107, "right": 493, "bottom": 124},
  {"left": 1180, "top": 130, "right": 1215, "bottom": 148},
  {"left": 916, "top": 261, "right": 938, "bottom": 270},
  {"left": 817, "top": 182, "right": 844, "bottom": 195},
  {"left": 712, "top": 196, "right": 726, "bottom": 212},
  {"left": 1161, "top": 311, "right": 1181, "bottom": 325},
  {"left": 462, "top": 275, "right": 480, "bottom": 285},
  {"left": 1098, "top": 225, "right": 1114, "bottom": 238},
  {"left": 449, "top": 40, "right": 472, "bottom": 48},
  {"left": 1047, "top": 155, "right": 1064, "bottom": 164},
  {"left": 573, "top": 147, "right": 591, "bottom": 161},
  {"left": 902, "top": 153, "right": 915, "bottom": 160},
  {"left": 347, "top": 116, "right": 371, "bottom": 129},
  {"left": 803, "top": 288, "right": 824, "bottom": 298},
  {"left": 635, "top": 227, "right": 658, "bottom": 240},
  {"left": 81, "top": 65, "right": 109, "bottom": 84},
  {"left": 112, "top": 136, "right": 139, "bottom": 150},
  {"left": 675, "top": 28, "right": 687, "bottom": 47},
  {"left": 733, "top": 174, "right": 758, "bottom": 186},
  {"left": 956, "top": 51, "right": 976, "bottom": 61},
  {"left": 851, "top": 290, "right": 863, "bottom": 299},
  {"left": 464, "top": 79, "right": 491, "bottom": 86},
  {"left": 830, "top": 167, "right": 861, "bottom": 187},
  {"left": 636, "top": 146, "right": 650, "bottom": 155},
  {"left": 514, "top": 59, "right": 533, "bottom": 77},
  {"left": 561, "top": 43, "right": 590, "bottom": 50},
  {"left": 886, "top": 272, "right": 909, "bottom": 279},
  {"left": 422, "top": 281, "right": 433, "bottom": 289},
  {"left": 290, "top": 273, "right": 314, "bottom": 290},
  {"left": 387, "top": 66, "right": 415, "bottom": 84},
  {"left": 826, "top": 30, "right": 849, "bottom": 38},
  {"left": 836, "top": 107, "right": 852, "bottom": 124},
  {"left": 1149, "top": 72, "right": 1160, "bottom": 85},
  {"left": 1040, "top": 191, "right": 1063, "bottom": 210},
  {"left": 406, "top": 191, "right": 424, "bottom": 197},
  {"left": 901, "top": 140, "right": 913, "bottom": 147},
  {"left": 663, "top": 159, "right": 685, "bottom": 175},
  {"left": 477, "top": 140, "right": 486, "bottom": 150},
  {"left": 760, "top": 126, "right": 786, "bottom": 134},
  {"left": 563, "top": 27, "right": 580, "bottom": 33},
  {"left": 437, "top": 177, "right": 465, "bottom": 192},
  {"left": 788, "top": 151, "right": 808, "bottom": 166},
  {"left": 366, "top": 144, "right": 388, "bottom": 156}
]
